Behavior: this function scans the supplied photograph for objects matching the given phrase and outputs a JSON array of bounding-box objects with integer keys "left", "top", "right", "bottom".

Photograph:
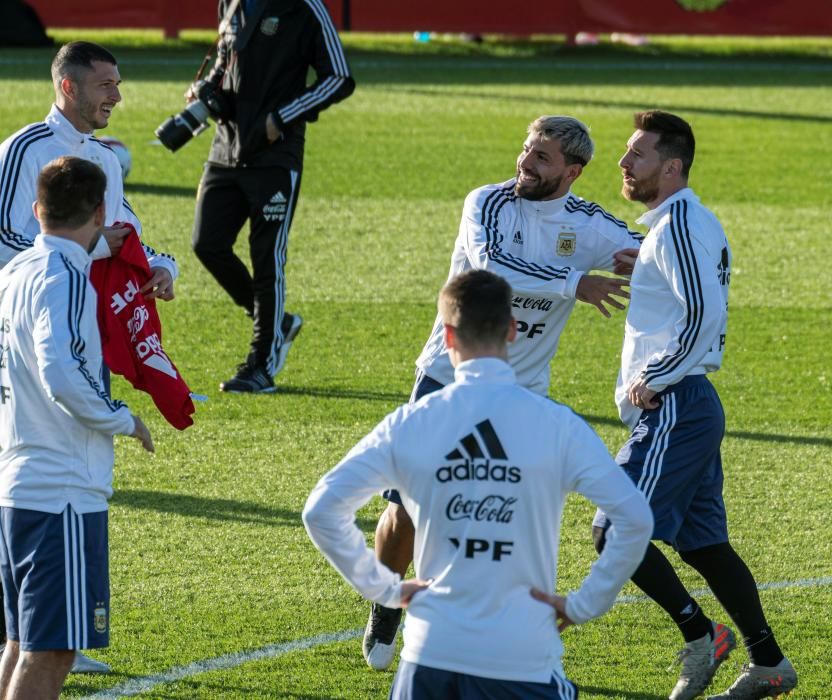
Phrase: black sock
[
  {"left": 743, "top": 626, "right": 784, "bottom": 667},
  {"left": 630, "top": 543, "right": 712, "bottom": 642}
]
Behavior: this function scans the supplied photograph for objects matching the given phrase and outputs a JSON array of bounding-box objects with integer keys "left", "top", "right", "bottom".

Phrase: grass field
[{"left": 1, "top": 30, "right": 831, "bottom": 699}]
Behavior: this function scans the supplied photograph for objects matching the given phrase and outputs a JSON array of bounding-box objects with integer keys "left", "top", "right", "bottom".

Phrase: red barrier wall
[{"left": 26, "top": 0, "right": 832, "bottom": 38}]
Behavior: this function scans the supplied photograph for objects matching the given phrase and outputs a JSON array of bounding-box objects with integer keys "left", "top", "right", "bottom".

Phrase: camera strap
[{"left": 218, "top": 0, "right": 242, "bottom": 37}]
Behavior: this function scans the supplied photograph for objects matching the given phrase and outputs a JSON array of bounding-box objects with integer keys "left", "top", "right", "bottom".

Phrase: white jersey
[
  {"left": 304, "top": 358, "right": 652, "bottom": 683},
  {"left": 617, "top": 188, "right": 731, "bottom": 429},
  {"left": 0, "top": 105, "right": 177, "bottom": 279},
  {"left": 416, "top": 180, "right": 643, "bottom": 396},
  {"left": 0, "top": 235, "right": 135, "bottom": 514}
]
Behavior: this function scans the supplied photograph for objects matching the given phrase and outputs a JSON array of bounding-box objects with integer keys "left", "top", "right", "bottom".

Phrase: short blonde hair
[{"left": 528, "top": 115, "right": 594, "bottom": 166}]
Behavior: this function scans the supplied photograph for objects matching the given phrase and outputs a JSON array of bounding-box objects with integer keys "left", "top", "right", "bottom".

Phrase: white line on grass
[{"left": 83, "top": 574, "right": 831, "bottom": 699}]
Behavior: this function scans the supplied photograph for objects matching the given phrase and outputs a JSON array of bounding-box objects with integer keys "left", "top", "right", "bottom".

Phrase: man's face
[
  {"left": 514, "top": 135, "right": 571, "bottom": 201},
  {"left": 71, "top": 60, "right": 122, "bottom": 131},
  {"left": 619, "top": 130, "right": 664, "bottom": 205}
]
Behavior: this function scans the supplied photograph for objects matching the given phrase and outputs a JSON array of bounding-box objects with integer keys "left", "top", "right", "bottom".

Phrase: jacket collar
[
  {"left": 453, "top": 357, "right": 516, "bottom": 385},
  {"left": 636, "top": 187, "right": 699, "bottom": 228},
  {"left": 45, "top": 104, "right": 93, "bottom": 148},
  {"left": 517, "top": 188, "right": 572, "bottom": 217},
  {"left": 35, "top": 233, "right": 92, "bottom": 271}
]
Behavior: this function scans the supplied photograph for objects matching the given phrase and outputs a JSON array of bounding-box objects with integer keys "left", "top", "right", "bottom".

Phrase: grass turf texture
[{"left": 1, "top": 31, "right": 830, "bottom": 698}]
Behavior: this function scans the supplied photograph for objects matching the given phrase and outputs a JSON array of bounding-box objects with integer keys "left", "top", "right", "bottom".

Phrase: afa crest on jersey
[{"left": 557, "top": 231, "right": 576, "bottom": 256}]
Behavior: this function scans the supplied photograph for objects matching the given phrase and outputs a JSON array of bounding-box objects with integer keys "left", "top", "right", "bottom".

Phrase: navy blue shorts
[
  {"left": 593, "top": 375, "right": 728, "bottom": 552},
  {"left": 0, "top": 506, "right": 110, "bottom": 651},
  {"left": 383, "top": 371, "right": 446, "bottom": 505},
  {"left": 390, "top": 660, "right": 578, "bottom": 700}
]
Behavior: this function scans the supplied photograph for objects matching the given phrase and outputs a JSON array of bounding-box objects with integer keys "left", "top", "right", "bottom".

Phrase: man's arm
[
  {"left": 33, "top": 266, "right": 137, "bottom": 438},
  {"left": 0, "top": 135, "right": 40, "bottom": 266},
  {"left": 557, "top": 419, "right": 653, "bottom": 625},
  {"left": 303, "top": 410, "right": 410, "bottom": 609},
  {"left": 462, "top": 185, "right": 629, "bottom": 314},
  {"left": 636, "top": 212, "right": 725, "bottom": 394},
  {"left": 269, "top": 0, "right": 355, "bottom": 136}
]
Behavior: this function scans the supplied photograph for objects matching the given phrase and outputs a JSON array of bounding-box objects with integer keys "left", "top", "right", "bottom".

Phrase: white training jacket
[
  {"left": 416, "top": 179, "right": 643, "bottom": 396},
  {"left": 617, "top": 188, "right": 731, "bottom": 429},
  {"left": 0, "top": 105, "right": 178, "bottom": 279},
  {"left": 304, "top": 358, "right": 653, "bottom": 683},
  {"left": 0, "top": 235, "right": 135, "bottom": 514}
]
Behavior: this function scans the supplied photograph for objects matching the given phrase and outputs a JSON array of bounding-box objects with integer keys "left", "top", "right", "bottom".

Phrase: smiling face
[
  {"left": 59, "top": 60, "right": 122, "bottom": 133},
  {"left": 514, "top": 135, "right": 578, "bottom": 201},
  {"left": 618, "top": 129, "right": 665, "bottom": 208}
]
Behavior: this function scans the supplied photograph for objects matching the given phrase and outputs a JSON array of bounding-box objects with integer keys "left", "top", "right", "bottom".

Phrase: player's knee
[
  {"left": 679, "top": 541, "right": 736, "bottom": 572},
  {"left": 592, "top": 525, "right": 607, "bottom": 554}
]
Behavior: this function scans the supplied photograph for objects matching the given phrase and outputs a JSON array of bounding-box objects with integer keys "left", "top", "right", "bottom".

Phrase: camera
[{"left": 155, "top": 80, "right": 229, "bottom": 152}]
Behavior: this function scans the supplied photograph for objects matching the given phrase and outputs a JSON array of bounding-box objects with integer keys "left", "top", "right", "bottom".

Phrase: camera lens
[{"left": 155, "top": 101, "right": 211, "bottom": 152}]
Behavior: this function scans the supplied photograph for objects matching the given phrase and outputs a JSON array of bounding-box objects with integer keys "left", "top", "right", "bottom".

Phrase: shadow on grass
[
  {"left": 580, "top": 413, "right": 832, "bottom": 447},
  {"left": 110, "top": 489, "right": 378, "bottom": 530},
  {"left": 578, "top": 686, "right": 667, "bottom": 700},
  {"left": 125, "top": 182, "right": 197, "bottom": 197},
  {"left": 386, "top": 86, "right": 832, "bottom": 125},
  {"left": 275, "top": 384, "right": 410, "bottom": 404}
]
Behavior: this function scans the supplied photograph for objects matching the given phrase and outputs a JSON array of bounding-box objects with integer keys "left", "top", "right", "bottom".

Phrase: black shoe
[
  {"left": 274, "top": 313, "right": 303, "bottom": 375},
  {"left": 362, "top": 603, "right": 402, "bottom": 671},
  {"left": 219, "top": 363, "right": 276, "bottom": 394}
]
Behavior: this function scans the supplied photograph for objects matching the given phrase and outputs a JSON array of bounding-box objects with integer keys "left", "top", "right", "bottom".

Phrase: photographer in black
[{"left": 190, "top": 0, "right": 354, "bottom": 393}]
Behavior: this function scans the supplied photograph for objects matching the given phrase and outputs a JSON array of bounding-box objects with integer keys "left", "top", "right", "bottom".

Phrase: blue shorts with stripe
[
  {"left": 0, "top": 505, "right": 110, "bottom": 651},
  {"left": 390, "top": 660, "right": 578, "bottom": 700},
  {"left": 593, "top": 375, "right": 728, "bottom": 552},
  {"left": 383, "top": 370, "right": 445, "bottom": 506}
]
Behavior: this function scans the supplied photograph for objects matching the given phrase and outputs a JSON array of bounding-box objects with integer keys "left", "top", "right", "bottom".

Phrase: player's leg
[
  {"left": 223, "top": 166, "right": 303, "bottom": 393},
  {"left": 5, "top": 649, "right": 74, "bottom": 699},
  {"left": 594, "top": 378, "right": 736, "bottom": 700},
  {"left": 364, "top": 372, "right": 445, "bottom": 670},
  {"left": 0, "top": 640, "right": 18, "bottom": 696},
  {"left": 192, "top": 165, "right": 253, "bottom": 313}
]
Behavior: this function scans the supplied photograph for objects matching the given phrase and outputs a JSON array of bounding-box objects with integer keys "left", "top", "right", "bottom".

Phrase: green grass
[{"left": 1, "top": 31, "right": 830, "bottom": 698}]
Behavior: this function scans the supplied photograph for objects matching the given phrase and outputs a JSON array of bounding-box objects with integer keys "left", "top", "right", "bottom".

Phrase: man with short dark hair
[
  {"left": 0, "top": 156, "right": 153, "bottom": 700},
  {"left": 304, "top": 269, "right": 653, "bottom": 700},
  {"left": 592, "top": 110, "right": 797, "bottom": 700},
  {"left": 364, "top": 115, "right": 643, "bottom": 669},
  {"left": 0, "top": 41, "right": 178, "bottom": 296}
]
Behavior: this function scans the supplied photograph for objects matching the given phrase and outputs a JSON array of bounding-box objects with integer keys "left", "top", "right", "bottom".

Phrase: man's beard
[
  {"left": 622, "top": 168, "right": 660, "bottom": 204},
  {"left": 515, "top": 171, "right": 563, "bottom": 201}
]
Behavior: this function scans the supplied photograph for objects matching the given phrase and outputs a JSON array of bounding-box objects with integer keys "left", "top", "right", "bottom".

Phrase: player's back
[{"left": 392, "top": 357, "right": 615, "bottom": 681}]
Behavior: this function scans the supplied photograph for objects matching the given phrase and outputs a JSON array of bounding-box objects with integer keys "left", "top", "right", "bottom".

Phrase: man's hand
[
  {"left": 400, "top": 577, "right": 432, "bottom": 607},
  {"left": 612, "top": 247, "right": 640, "bottom": 276},
  {"left": 104, "top": 225, "right": 131, "bottom": 256},
  {"left": 530, "top": 588, "right": 575, "bottom": 633},
  {"left": 265, "top": 113, "right": 283, "bottom": 144},
  {"left": 627, "top": 376, "right": 660, "bottom": 410},
  {"left": 130, "top": 415, "right": 154, "bottom": 453},
  {"left": 576, "top": 274, "right": 630, "bottom": 318},
  {"left": 140, "top": 267, "right": 175, "bottom": 301}
]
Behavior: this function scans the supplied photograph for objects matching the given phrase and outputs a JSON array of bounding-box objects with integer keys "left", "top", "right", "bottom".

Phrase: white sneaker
[
  {"left": 669, "top": 622, "right": 737, "bottom": 700},
  {"left": 707, "top": 658, "right": 797, "bottom": 699},
  {"left": 274, "top": 313, "right": 303, "bottom": 376},
  {"left": 71, "top": 651, "right": 111, "bottom": 674}
]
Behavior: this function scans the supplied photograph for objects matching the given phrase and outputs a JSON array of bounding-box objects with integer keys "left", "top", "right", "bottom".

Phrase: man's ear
[
  {"left": 32, "top": 200, "right": 41, "bottom": 223},
  {"left": 444, "top": 323, "right": 457, "bottom": 351},
  {"left": 94, "top": 201, "right": 106, "bottom": 228},
  {"left": 565, "top": 163, "right": 583, "bottom": 185},
  {"left": 60, "top": 77, "right": 76, "bottom": 101}
]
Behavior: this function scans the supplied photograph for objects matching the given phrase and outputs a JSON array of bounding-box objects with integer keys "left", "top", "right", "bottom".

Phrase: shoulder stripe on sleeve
[
  {"left": 565, "top": 196, "right": 644, "bottom": 243},
  {"left": 642, "top": 200, "right": 704, "bottom": 384},
  {"left": 122, "top": 197, "right": 136, "bottom": 217},
  {"left": 480, "top": 184, "right": 571, "bottom": 282},
  {"left": 60, "top": 255, "right": 125, "bottom": 412},
  {"left": 278, "top": 0, "right": 350, "bottom": 123},
  {"left": 0, "top": 123, "right": 53, "bottom": 251}
]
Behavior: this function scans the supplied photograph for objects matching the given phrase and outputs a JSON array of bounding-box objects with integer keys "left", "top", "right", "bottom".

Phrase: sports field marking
[{"left": 83, "top": 574, "right": 831, "bottom": 699}]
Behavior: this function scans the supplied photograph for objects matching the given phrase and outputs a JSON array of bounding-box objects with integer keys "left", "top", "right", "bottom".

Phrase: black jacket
[{"left": 207, "top": 0, "right": 354, "bottom": 169}]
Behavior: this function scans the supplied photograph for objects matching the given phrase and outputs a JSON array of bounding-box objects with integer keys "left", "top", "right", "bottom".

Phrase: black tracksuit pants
[{"left": 192, "top": 163, "right": 302, "bottom": 374}]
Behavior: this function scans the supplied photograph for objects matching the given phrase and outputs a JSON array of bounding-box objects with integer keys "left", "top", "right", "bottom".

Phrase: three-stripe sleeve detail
[
  {"left": 59, "top": 255, "right": 125, "bottom": 412},
  {"left": 642, "top": 201, "right": 704, "bottom": 385},
  {"left": 564, "top": 195, "right": 644, "bottom": 243},
  {"left": 278, "top": 0, "right": 350, "bottom": 124},
  {"left": 0, "top": 123, "right": 53, "bottom": 251}
]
